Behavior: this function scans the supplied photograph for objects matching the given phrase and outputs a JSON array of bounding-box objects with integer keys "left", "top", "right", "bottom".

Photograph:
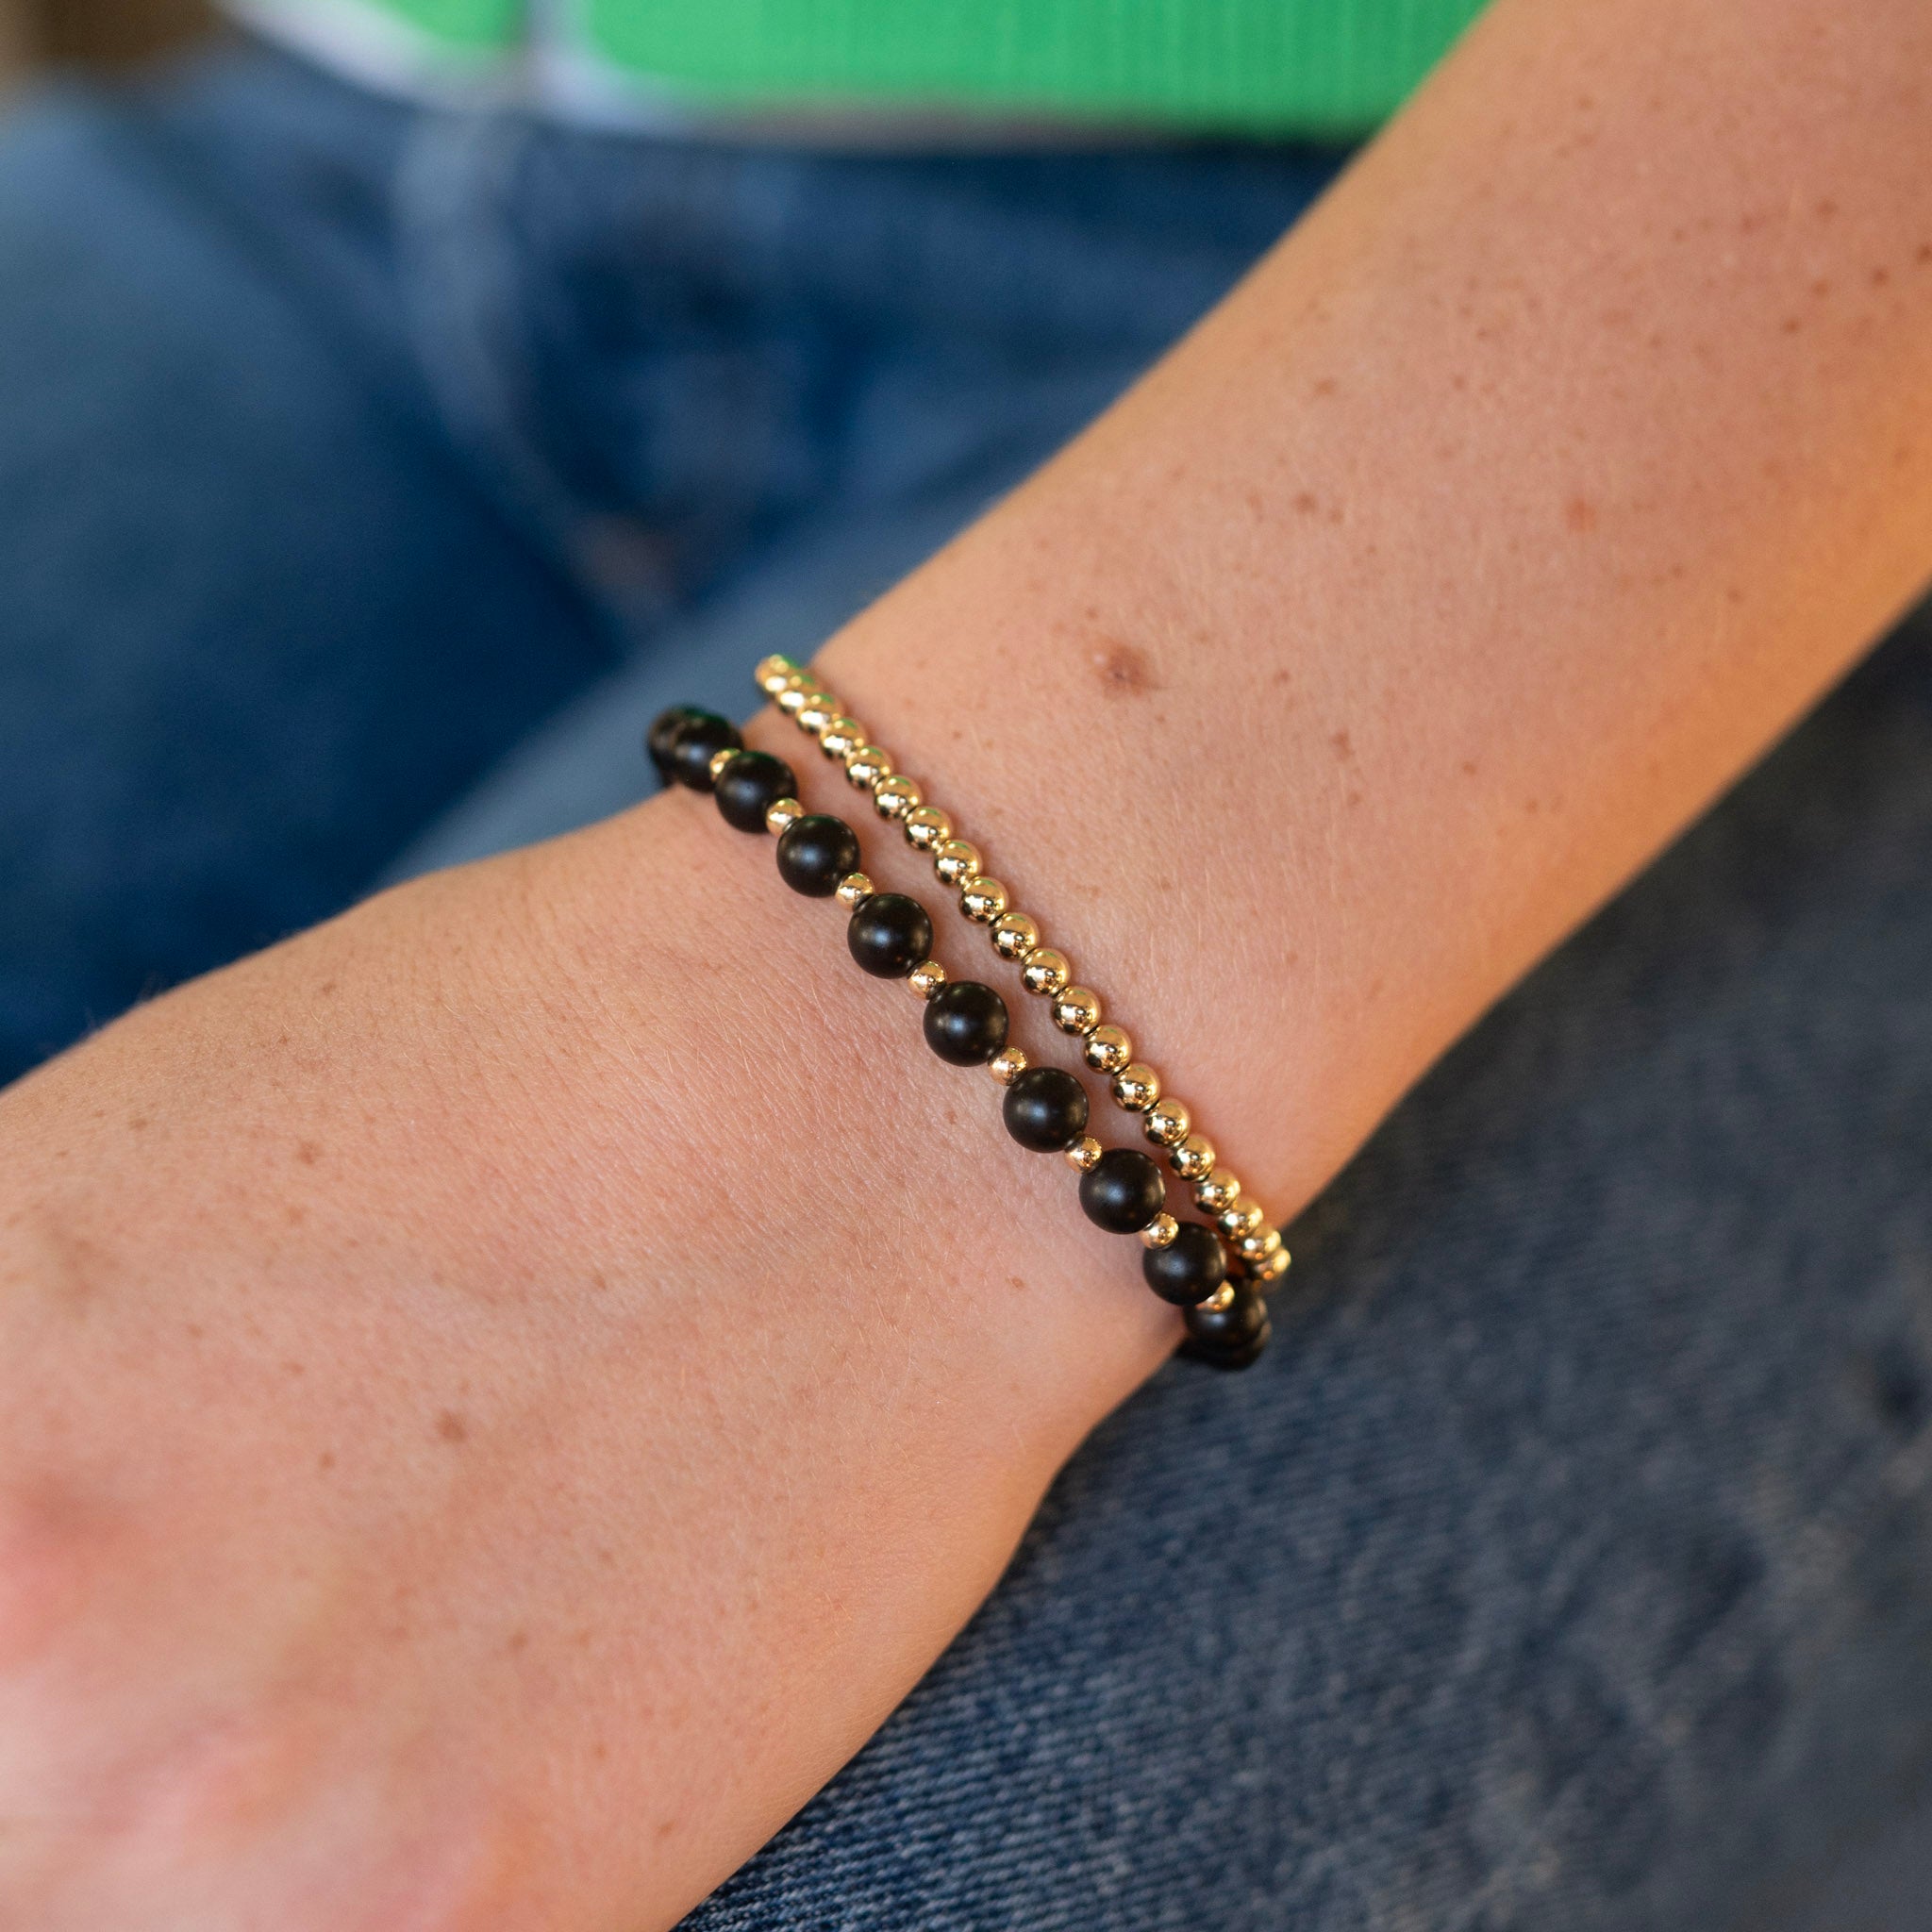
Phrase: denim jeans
[{"left": 4, "top": 42, "right": 1930, "bottom": 1931}]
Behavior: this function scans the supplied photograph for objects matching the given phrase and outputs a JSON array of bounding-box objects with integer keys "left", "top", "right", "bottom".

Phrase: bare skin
[{"left": 4, "top": 0, "right": 1931, "bottom": 1924}]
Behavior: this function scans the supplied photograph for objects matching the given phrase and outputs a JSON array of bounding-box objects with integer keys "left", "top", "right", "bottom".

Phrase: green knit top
[{"left": 240, "top": 0, "right": 1488, "bottom": 138}]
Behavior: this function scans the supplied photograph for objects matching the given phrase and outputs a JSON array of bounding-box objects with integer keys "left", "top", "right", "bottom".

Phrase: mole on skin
[{"left": 1091, "top": 640, "right": 1159, "bottom": 697}]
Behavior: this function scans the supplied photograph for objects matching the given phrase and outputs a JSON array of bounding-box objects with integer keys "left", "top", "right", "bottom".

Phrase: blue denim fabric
[{"left": 5, "top": 42, "right": 1932, "bottom": 1931}]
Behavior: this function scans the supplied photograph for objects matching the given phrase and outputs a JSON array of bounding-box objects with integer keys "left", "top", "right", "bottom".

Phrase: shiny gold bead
[
  {"left": 755, "top": 653, "right": 799, "bottom": 695},
  {"left": 1082, "top": 1023, "right": 1132, "bottom": 1073},
  {"left": 907, "top": 959, "right": 947, "bottom": 1001},
  {"left": 776, "top": 674, "right": 822, "bottom": 716},
  {"left": 1171, "top": 1132, "right": 1216, "bottom": 1180},
  {"left": 1140, "top": 1212, "right": 1179, "bottom": 1250},
  {"left": 1112, "top": 1062, "right": 1161, "bottom": 1112},
  {"left": 873, "top": 774, "right": 923, "bottom": 821},
  {"left": 988, "top": 1046, "right": 1029, "bottom": 1086},
  {"left": 1053, "top": 986, "right": 1103, "bottom": 1035},
  {"left": 1253, "top": 1246, "right": 1291, "bottom": 1285},
  {"left": 708, "top": 743, "right": 738, "bottom": 783},
  {"left": 1195, "top": 1166, "right": 1241, "bottom": 1213},
  {"left": 1218, "top": 1194, "right": 1265, "bottom": 1240},
  {"left": 1197, "top": 1281, "right": 1237, "bottom": 1313},
  {"left": 1021, "top": 947, "right": 1072, "bottom": 997},
  {"left": 844, "top": 744, "right": 893, "bottom": 791},
  {"left": 764, "top": 795, "right": 804, "bottom": 835},
  {"left": 903, "top": 805, "right": 953, "bottom": 852},
  {"left": 796, "top": 693, "right": 841, "bottom": 736},
  {"left": 820, "top": 716, "right": 865, "bottom": 759},
  {"left": 1238, "top": 1224, "right": 1283, "bottom": 1264},
  {"left": 991, "top": 911, "right": 1041, "bottom": 961},
  {"left": 1064, "top": 1135, "right": 1104, "bottom": 1173},
  {"left": 835, "top": 872, "right": 874, "bottom": 908},
  {"left": 960, "top": 876, "right": 1010, "bottom": 924},
  {"left": 1143, "top": 1098, "right": 1191, "bottom": 1148},
  {"left": 933, "top": 839, "right": 983, "bottom": 887}
]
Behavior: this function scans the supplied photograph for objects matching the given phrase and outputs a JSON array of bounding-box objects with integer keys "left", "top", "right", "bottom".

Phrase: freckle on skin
[
  {"left": 281, "top": 1360, "right": 305, "bottom": 1377},
  {"left": 1330, "top": 730, "right": 1353, "bottom": 761},
  {"left": 295, "top": 1141, "right": 322, "bottom": 1166},
  {"left": 1292, "top": 491, "right": 1318, "bottom": 515},
  {"left": 436, "top": 1410, "right": 468, "bottom": 1445},
  {"left": 1091, "top": 639, "right": 1159, "bottom": 698},
  {"left": 1564, "top": 496, "right": 1598, "bottom": 534},
  {"left": 1461, "top": 760, "right": 1479, "bottom": 777},
  {"left": 127, "top": 1117, "right": 147, "bottom": 1132},
  {"left": 318, "top": 1451, "right": 335, "bottom": 1472},
  {"left": 1311, "top": 376, "right": 1337, "bottom": 398},
  {"left": 507, "top": 1629, "right": 528, "bottom": 1654}
]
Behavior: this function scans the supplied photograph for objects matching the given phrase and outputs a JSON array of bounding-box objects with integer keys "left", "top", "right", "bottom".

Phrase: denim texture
[{"left": 3, "top": 43, "right": 1930, "bottom": 1929}]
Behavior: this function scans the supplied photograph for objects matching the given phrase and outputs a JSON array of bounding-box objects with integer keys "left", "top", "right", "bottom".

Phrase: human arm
[{"left": 4, "top": 1, "right": 1931, "bottom": 1925}]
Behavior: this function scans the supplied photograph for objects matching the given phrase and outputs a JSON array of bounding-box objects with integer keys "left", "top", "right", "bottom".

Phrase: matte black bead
[
  {"left": 1002, "top": 1065, "right": 1090, "bottom": 1152},
  {"left": 714, "top": 750, "right": 798, "bottom": 833},
  {"left": 922, "top": 979, "right": 1009, "bottom": 1065},
  {"left": 646, "top": 706, "right": 708, "bottom": 786},
  {"left": 776, "top": 813, "right": 861, "bottom": 896},
  {"left": 1180, "top": 1280, "right": 1271, "bottom": 1371},
  {"left": 846, "top": 892, "right": 935, "bottom": 977},
  {"left": 666, "top": 710, "right": 742, "bottom": 791},
  {"left": 1078, "top": 1145, "right": 1167, "bottom": 1234},
  {"left": 1141, "top": 1221, "right": 1228, "bottom": 1307}
]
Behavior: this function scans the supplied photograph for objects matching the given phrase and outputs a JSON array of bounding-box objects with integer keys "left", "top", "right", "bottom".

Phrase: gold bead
[
  {"left": 988, "top": 1046, "right": 1029, "bottom": 1086},
  {"left": 907, "top": 959, "right": 947, "bottom": 1000},
  {"left": 1021, "top": 948, "right": 1072, "bottom": 997},
  {"left": 796, "top": 693, "right": 841, "bottom": 737},
  {"left": 1218, "top": 1194, "right": 1264, "bottom": 1239},
  {"left": 708, "top": 743, "right": 738, "bottom": 783},
  {"left": 1197, "top": 1281, "right": 1237, "bottom": 1313},
  {"left": 1140, "top": 1212, "right": 1179, "bottom": 1249},
  {"left": 1064, "top": 1135, "right": 1104, "bottom": 1173},
  {"left": 991, "top": 911, "right": 1041, "bottom": 961},
  {"left": 904, "top": 805, "right": 953, "bottom": 852},
  {"left": 933, "top": 840, "right": 983, "bottom": 887},
  {"left": 1112, "top": 1062, "right": 1161, "bottom": 1112},
  {"left": 1171, "top": 1132, "right": 1216, "bottom": 1180},
  {"left": 836, "top": 872, "right": 874, "bottom": 908},
  {"left": 1143, "top": 1098, "right": 1191, "bottom": 1148},
  {"left": 873, "top": 774, "right": 923, "bottom": 821},
  {"left": 1195, "top": 1166, "right": 1241, "bottom": 1213},
  {"left": 844, "top": 744, "right": 893, "bottom": 791},
  {"left": 1053, "top": 986, "right": 1103, "bottom": 1035},
  {"left": 1082, "top": 1023, "right": 1132, "bottom": 1073},
  {"left": 820, "top": 716, "right": 865, "bottom": 759},
  {"left": 765, "top": 795, "right": 804, "bottom": 835},
  {"left": 755, "top": 653, "right": 799, "bottom": 695},
  {"left": 960, "top": 876, "right": 1010, "bottom": 924},
  {"left": 775, "top": 674, "right": 821, "bottom": 716},
  {"left": 1253, "top": 1246, "right": 1291, "bottom": 1284},
  {"left": 1238, "top": 1224, "right": 1282, "bottom": 1264}
]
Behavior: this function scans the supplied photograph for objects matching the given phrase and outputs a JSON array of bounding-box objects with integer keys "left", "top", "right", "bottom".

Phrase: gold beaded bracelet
[{"left": 753, "top": 653, "right": 1289, "bottom": 1291}]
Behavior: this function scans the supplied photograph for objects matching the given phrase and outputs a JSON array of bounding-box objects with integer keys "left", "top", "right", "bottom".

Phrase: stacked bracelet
[{"left": 648, "top": 692, "right": 1275, "bottom": 1371}]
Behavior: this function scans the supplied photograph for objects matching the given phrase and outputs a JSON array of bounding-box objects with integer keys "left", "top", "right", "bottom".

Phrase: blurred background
[{"left": 0, "top": 0, "right": 212, "bottom": 79}]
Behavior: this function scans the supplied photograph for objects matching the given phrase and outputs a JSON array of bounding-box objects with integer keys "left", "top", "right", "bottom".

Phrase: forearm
[{"left": 812, "top": 0, "right": 1932, "bottom": 1237}]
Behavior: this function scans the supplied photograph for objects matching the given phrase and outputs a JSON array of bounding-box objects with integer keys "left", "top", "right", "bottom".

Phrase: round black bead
[
  {"left": 776, "top": 814, "right": 861, "bottom": 896},
  {"left": 1078, "top": 1145, "right": 1167, "bottom": 1234},
  {"left": 923, "top": 979, "right": 1009, "bottom": 1065},
  {"left": 666, "top": 710, "right": 742, "bottom": 791},
  {"left": 1180, "top": 1280, "right": 1271, "bottom": 1370},
  {"left": 713, "top": 750, "right": 798, "bottom": 833},
  {"left": 1002, "top": 1065, "right": 1089, "bottom": 1152},
  {"left": 846, "top": 892, "right": 935, "bottom": 977},
  {"left": 646, "top": 705, "right": 708, "bottom": 786},
  {"left": 1141, "top": 1221, "right": 1228, "bottom": 1307}
]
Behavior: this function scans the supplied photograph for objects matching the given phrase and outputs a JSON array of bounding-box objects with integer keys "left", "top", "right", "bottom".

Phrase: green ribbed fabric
[
  {"left": 375, "top": 0, "right": 519, "bottom": 54},
  {"left": 316, "top": 0, "right": 1488, "bottom": 135},
  {"left": 580, "top": 0, "right": 1484, "bottom": 134}
]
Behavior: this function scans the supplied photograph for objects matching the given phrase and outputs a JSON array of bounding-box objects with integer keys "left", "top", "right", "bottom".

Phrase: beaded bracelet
[
  {"left": 747, "top": 655, "right": 1291, "bottom": 1294},
  {"left": 647, "top": 697, "right": 1274, "bottom": 1371}
]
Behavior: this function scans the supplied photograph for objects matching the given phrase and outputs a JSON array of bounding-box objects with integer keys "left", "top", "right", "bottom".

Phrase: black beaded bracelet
[{"left": 648, "top": 704, "right": 1271, "bottom": 1370}]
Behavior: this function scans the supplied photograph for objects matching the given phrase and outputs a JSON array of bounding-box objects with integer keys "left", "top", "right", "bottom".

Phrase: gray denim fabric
[{"left": 5, "top": 42, "right": 1931, "bottom": 1929}]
